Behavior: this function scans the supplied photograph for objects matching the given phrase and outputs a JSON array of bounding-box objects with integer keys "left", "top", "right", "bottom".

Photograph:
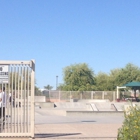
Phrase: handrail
[{"left": 111, "top": 103, "right": 117, "bottom": 111}]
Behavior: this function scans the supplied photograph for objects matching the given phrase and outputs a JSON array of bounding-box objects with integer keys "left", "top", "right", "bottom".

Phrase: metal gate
[{"left": 0, "top": 60, "right": 35, "bottom": 138}]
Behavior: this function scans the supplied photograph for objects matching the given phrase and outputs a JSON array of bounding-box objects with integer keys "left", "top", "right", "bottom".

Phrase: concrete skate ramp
[
  {"left": 66, "top": 111, "right": 124, "bottom": 116},
  {"left": 54, "top": 102, "right": 93, "bottom": 111},
  {"left": 113, "top": 102, "right": 138, "bottom": 111},
  {"left": 78, "top": 99, "right": 110, "bottom": 103},
  {"left": 94, "top": 102, "right": 116, "bottom": 111},
  {"left": 89, "top": 103, "right": 98, "bottom": 111}
]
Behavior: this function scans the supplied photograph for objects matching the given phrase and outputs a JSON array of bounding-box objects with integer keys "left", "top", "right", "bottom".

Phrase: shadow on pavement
[
  {"left": 81, "top": 121, "right": 96, "bottom": 122},
  {"left": 35, "top": 133, "right": 81, "bottom": 138}
]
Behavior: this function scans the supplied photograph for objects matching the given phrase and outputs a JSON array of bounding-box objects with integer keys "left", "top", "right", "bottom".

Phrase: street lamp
[{"left": 56, "top": 76, "right": 58, "bottom": 90}]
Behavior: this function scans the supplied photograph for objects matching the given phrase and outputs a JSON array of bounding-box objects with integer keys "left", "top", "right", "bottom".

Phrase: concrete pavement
[
  {"left": 0, "top": 107, "right": 124, "bottom": 140},
  {"left": 34, "top": 108, "right": 123, "bottom": 139},
  {"left": 35, "top": 123, "right": 121, "bottom": 140}
]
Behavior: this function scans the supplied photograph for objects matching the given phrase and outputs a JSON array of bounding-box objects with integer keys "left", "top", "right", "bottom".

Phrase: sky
[{"left": 0, "top": 0, "right": 140, "bottom": 89}]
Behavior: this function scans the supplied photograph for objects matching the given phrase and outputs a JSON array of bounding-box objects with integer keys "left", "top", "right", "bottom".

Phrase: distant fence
[
  {"left": 41, "top": 91, "right": 117, "bottom": 102},
  {"left": 39, "top": 90, "right": 140, "bottom": 102}
]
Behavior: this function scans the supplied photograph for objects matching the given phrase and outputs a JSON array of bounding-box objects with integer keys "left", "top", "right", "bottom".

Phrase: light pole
[{"left": 56, "top": 76, "right": 58, "bottom": 90}]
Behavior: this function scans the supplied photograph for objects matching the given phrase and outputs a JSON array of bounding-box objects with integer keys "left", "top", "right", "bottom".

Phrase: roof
[{"left": 123, "top": 81, "right": 140, "bottom": 87}]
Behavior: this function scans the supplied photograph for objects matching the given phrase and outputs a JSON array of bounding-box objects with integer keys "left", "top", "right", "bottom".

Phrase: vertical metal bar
[
  {"left": 11, "top": 66, "right": 13, "bottom": 133},
  {"left": 15, "top": 65, "right": 17, "bottom": 132},
  {"left": 49, "top": 90, "right": 50, "bottom": 101},
  {"left": 19, "top": 66, "right": 22, "bottom": 133},
  {"left": 70, "top": 91, "right": 71, "bottom": 102},
  {"left": 31, "top": 60, "right": 35, "bottom": 138},
  {"left": 7, "top": 65, "right": 11, "bottom": 133},
  {"left": 29, "top": 69, "right": 32, "bottom": 133},
  {"left": 5, "top": 83, "right": 7, "bottom": 133},
  {"left": 20, "top": 65, "right": 23, "bottom": 133},
  {"left": 1, "top": 83, "right": 3, "bottom": 132},
  {"left": 23, "top": 66, "right": 25, "bottom": 133},
  {"left": 0, "top": 83, "right": 1, "bottom": 133},
  {"left": 113, "top": 92, "right": 115, "bottom": 101},
  {"left": 4, "top": 83, "right": 7, "bottom": 133},
  {"left": 102, "top": 91, "right": 104, "bottom": 99},
  {"left": 59, "top": 90, "right": 60, "bottom": 102},
  {"left": 0, "top": 83, "right": 2, "bottom": 132},
  {"left": 23, "top": 66, "right": 26, "bottom": 133},
  {"left": 17, "top": 66, "right": 20, "bottom": 133},
  {"left": 6, "top": 82, "right": 8, "bottom": 132},
  {"left": 14, "top": 65, "right": 16, "bottom": 133},
  {"left": 27, "top": 66, "right": 29, "bottom": 133}
]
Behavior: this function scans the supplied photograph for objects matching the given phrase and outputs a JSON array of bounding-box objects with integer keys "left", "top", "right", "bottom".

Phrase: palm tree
[{"left": 44, "top": 85, "right": 53, "bottom": 90}]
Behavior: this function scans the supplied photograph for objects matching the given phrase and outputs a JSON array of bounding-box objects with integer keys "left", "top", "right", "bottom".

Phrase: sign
[{"left": 0, "top": 65, "right": 9, "bottom": 83}]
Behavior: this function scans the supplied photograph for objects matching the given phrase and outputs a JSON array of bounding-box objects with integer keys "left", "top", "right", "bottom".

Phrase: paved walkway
[
  {"left": 0, "top": 123, "right": 121, "bottom": 140},
  {"left": 35, "top": 123, "right": 121, "bottom": 140}
]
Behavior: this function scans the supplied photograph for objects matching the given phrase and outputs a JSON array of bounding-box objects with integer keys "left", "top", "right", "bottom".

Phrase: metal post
[
  {"left": 102, "top": 92, "right": 104, "bottom": 99},
  {"left": 80, "top": 92, "right": 82, "bottom": 99},
  {"left": 59, "top": 90, "right": 60, "bottom": 102},
  {"left": 91, "top": 91, "right": 93, "bottom": 99},
  {"left": 117, "top": 86, "right": 126, "bottom": 99},
  {"left": 117, "top": 86, "right": 119, "bottom": 99},
  {"left": 70, "top": 91, "right": 71, "bottom": 102},
  {"left": 113, "top": 92, "right": 115, "bottom": 101},
  {"left": 31, "top": 60, "right": 35, "bottom": 138}
]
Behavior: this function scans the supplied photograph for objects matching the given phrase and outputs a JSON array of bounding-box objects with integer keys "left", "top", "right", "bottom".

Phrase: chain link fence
[{"left": 41, "top": 90, "right": 118, "bottom": 102}]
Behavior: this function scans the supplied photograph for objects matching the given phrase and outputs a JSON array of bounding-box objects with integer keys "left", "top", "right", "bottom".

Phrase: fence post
[
  {"left": 113, "top": 91, "right": 115, "bottom": 101},
  {"left": 80, "top": 92, "right": 82, "bottom": 99},
  {"left": 102, "top": 91, "right": 104, "bottom": 99},
  {"left": 70, "top": 91, "right": 71, "bottom": 102},
  {"left": 49, "top": 90, "right": 50, "bottom": 100},
  {"left": 91, "top": 91, "right": 93, "bottom": 99},
  {"left": 59, "top": 90, "right": 60, "bottom": 102},
  {"left": 30, "top": 60, "right": 35, "bottom": 138}
]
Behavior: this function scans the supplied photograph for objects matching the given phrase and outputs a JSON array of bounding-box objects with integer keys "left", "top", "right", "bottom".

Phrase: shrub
[{"left": 117, "top": 103, "right": 140, "bottom": 140}]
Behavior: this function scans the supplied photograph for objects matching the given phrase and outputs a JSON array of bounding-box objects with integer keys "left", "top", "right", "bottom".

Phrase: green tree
[
  {"left": 109, "top": 63, "right": 140, "bottom": 90},
  {"left": 44, "top": 85, "right": 53, "bottom": 90},
  {"left": 95, "top": 72, "right": 110, "bottom": 91},
  {"left": 62, "top": 63, "right": 95, "bottom": 91},
  {"left": 95, "top": 63, "right": 140, "bottom": 91},
  {"left": 108, "top": 68, "right": 122, "bottom": 90},
  {"left": 35, "top": 86, "right": 42, "bottom": 96}
]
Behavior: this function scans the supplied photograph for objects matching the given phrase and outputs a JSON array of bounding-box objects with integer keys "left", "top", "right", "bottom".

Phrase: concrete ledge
[
  {"left": 54, "top": 102, "right": 93, "bottom": 111},
  {"left": 78, "top": 99, "right": 110, "bottom": 103},
  {"left": 66, "top": 111, "right": 124, "bottom": 116}
]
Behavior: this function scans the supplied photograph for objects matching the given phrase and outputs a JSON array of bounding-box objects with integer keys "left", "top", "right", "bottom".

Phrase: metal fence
[
  {"left": 41, "top": 90, "right": 138, "bottom": 102},
  {"left": 42, "top": 91, "right": 116, "bottom": 102},
  {"left": 0, "top": 60, "right": 35, "bottom": 138}
]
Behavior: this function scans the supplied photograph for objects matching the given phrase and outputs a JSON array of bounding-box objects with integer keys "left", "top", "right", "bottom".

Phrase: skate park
[
  {"left": 33, "top": 87, "right": 140, "bottom": 140},
  {"left": 0, "top": 61, "right": 139, "bottom": 139},
  {"left": 34, "top": 99, "right": 123, "bottom": 140},
  {"left": 33, "top": 94, "right": 134, "bottom": 140}
]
